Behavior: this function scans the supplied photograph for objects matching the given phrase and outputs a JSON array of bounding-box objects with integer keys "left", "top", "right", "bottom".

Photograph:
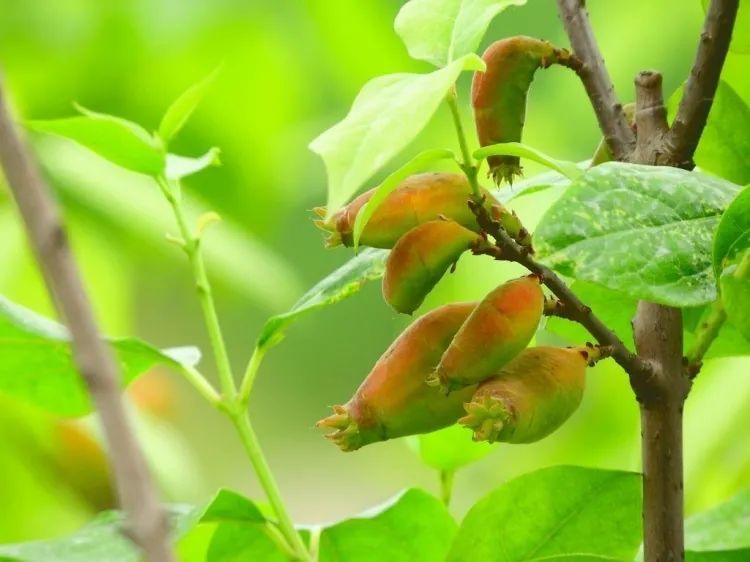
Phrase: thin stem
[
  {"left": 231, "top": 412, "right": 310, "bottom": 561},
  {"left": 179, "top": 364, "right": 222, "bottom": 407},
  {"left": 685, "top": 300, "right": 727, "bottom": 368},
  {"left": 239, "top": 345, "right": 266, "bottom": 406},
  {"left": 446, "top": 87, "right": 481, "bottom": 198},
  {"left": 666, "top": 0, "right": 740, "bottom": 167},
  {"left": 158, "top": 176, "right": 236, "bottom": 402},
  {"left": 440, "top": 470, "right": 455, "bottom": 507}
]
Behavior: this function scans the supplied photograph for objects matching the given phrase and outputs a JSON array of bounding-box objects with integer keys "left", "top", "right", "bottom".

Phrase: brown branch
[
  {"left": 555, "top": 0, "right": 636, "bottom": 161},
  {"left": 666, "top": 0, "right": 739, "bottom": 167},
  {"left": 470, "top": 201, "right": 654, "bottom": 397},
  {"left": 0, "top": 77, "right": 173, "bottom": 561},
  {"left": 633, "top": 71, "right": 669, "bottom": 164}
]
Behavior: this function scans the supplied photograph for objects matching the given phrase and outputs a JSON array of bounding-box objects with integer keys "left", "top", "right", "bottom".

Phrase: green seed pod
[
  {"left": 317, "top": 302, "right": 478, "bottom": 451},
  {"left": 313, "top": 172, "right": 507, "bottom": 248},
  {"left": 460, "top": 345, "right": 610, "bottom": 443},
  {"left": 428, "top": 275, "right": 544, "bottom": 393},
  {"left": 472, "top": 36, "right": 574, "bottom": 185},
  {"left": 383, "top": 219, "right": 484, "bottom": 315}
]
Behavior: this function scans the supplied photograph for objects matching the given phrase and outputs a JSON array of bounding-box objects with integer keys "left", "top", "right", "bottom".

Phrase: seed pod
[
  {"left": 428, "top": 275, "right": 543, "bottom": 393},
  {"left": 314, "top": 172, "right": 507, "bottom": 248},
  {"left": 472, "top": 37, "right": 574, "bottom": 185},
  {"left": 460, "top": 345, "right": 610, "bottom": 443},
  {"left": 383, "top": 220, "right": 484, "bottom": 314},
  {"left": 317, "top": 302, "right": 478, "bottom": 451}
]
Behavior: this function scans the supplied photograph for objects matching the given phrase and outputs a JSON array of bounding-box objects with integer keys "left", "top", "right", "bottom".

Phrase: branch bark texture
[
  {"left": 555, "top": 0, "right": 636, "bottom": 160},
  {"left": 666, "top": 0, "right": 740, "bottom": 167},
  {"left": 0, "top": 77, "right": 173, "bottom": 561}
]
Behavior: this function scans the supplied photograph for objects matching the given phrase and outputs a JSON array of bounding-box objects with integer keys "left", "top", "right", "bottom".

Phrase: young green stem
[
  {"left": 179, "top": 364, "right": 221, "bottom": 407},
  {"left": 239, "top": 344, "right": 267, "bottom": 406},
  {"left": 158, "top": 177, "right": 236, "bottom": 402},
  {"left": 440, "top": 470, "right": 455, "bottom": 507},
  {"left": 446, "top": 87, "right": 481, "bottom": 198},
  {"left": 231, "top": 412, "right": 310, "bottom": 561}
]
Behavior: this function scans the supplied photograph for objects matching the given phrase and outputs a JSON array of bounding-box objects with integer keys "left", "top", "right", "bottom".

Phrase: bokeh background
[{"left": 1, "top": 0, "right": 749, "bottom": 544}]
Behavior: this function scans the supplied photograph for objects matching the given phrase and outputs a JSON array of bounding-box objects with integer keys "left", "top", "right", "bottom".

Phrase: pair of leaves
[
  {"left": 0, "top": 295, "right": 199, "bottom": 416},
  {"left": 535, "top": 162, "right": 741, "bottom": 307},
  {"left": 28, "top": 68, "right": 221, "bottom": 180}
]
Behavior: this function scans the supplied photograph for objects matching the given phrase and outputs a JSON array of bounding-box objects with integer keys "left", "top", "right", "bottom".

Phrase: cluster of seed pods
[{"left": 315, "top": 35, "right": 610, "bottom": 451}]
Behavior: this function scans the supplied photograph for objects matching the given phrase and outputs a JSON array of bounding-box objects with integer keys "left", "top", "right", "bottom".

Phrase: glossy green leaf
[
  {"left": 447, "top": 465, "right": 642, "bottom": 562},
  {"left": 318, "top": 489, "right": 456, "bottom": 562},
  {"left": 535, "top": 163, "right": 741, "bottom": 306},
  {"left": 165, "top": 148, "right": 221, "bottom": 181},
  {"left": 257, "top": 248, "right": 388, "bottom": 350},
  {"left": 687, "top": 551, "right": 750, "bottom": 562},
  {"left": 0, "top": 507, "right": 197, "bottom": 562},
  {"left": 407, "top": 424, "right": 492, "bottom": 473},
  {"left": 492, "top": 165, "right": 576, "bottom": 204},
  {"left": 159, "top": 66, "right": 221, "bottom": 143},
  {"left": 686, "top": 487, "right": 750, "bottom": 551},
  {"left": 28, "top": 110, "right": 164, "bottom": 176},
  {"left": 395, "top": 0, "right": 527, "bottom": 67},
  {"left": 0, "top": 294, "right": 200, "bottom": 416},
  {"left": 474, "top": 141, "right": 583, "bottom": 181},
  {"left": 720, "top": 262, "right": 750, "bottom": 342},
  {"left": 199, "top": 489, "right": 266, "bottom": 524},
  {"left": 206, "top": 523, "right": 293, "bottom": 562},
  {"left": 310, "top": 54, "right": 485, "bottom": 218},
  {"left": 352, "top": 148, "right": 456, "bottom": 249},
  {"left": 713, "top": 184, "right": 750, "bottom": 275},
  {"left": 669, "top": 81, "right": 750, "bottom": 185}
]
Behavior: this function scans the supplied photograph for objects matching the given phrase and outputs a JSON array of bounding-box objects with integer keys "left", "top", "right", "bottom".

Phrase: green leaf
[
  {"left": 713, "top": 184, "right": 750, "bottom": 276},
  {"left": 199, "top": 489, "right": 266, "bottom": 524},
  {"left": 395, "top": 0, "right": 527, "bottom": 67},
  {"left": 535, "top": 163, "right": 741, "bottom": 307},
  {"left": 447, "top": 465, "right": 642, "bottom": 562},
  {"left": 318, "top": 489, "right": 456, "bottom": 562},
  {"left": 720, "top": 263, "right": 750, "bottom": 342},
  {"left": 257, "top": 248, "right": 388, "bottom": 350},
  {"left": 407, "top": 424, "right": 492, "bottom": 473},
  {"left": 165, "top": 147, "right": 222, "bottom": 180},
  {"left": 207, "top": 523, "right": 294, "bottom": 562},
  {"left": 669, "top": 81, "right": 750, "bottom": 185},
  {"left": 159, "top": 66, "right": 221, "bottom": 143},
  {"left": 352, "top": 148, "right": 456, "bottom": 249},
  {"left": 474, "top": 142, "right": 583, "bottom": 181},
  {"left": 28, "top": 110, "right": 164, "bottom": 176},
  {"left": 310, "top": 54, "right": 485, "bottom": 218},
  {"left": 686, "top": 487, "right": 750, "bottom": 551},
  {"left": 0, "top": 294, "right": 200, "bottom": 416},
  {"left": 492, "top": 165, "right": 577, "bottom": 204},
  {"left": 0, "top": 506, "right": 198, "bottom": 562},
  {"left": 687, "top": 551, "right": 750, "bottom": 562}
]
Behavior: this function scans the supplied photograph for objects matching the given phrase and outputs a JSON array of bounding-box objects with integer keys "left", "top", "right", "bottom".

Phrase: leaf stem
[
  {"left": 230, "top": 411, "right": 310, "bottom": 561},
  {"left": 446, "top": 86, "right": 481, "bottom": 198},
  {"left": 440, "top": 470, "right": 455, "bottom": 507},
  {"left": 179, "top": 364, "right": 221, "bottom": 407},
  {"left": 239, "top": 344, "right": 266, "bottom": 406}
]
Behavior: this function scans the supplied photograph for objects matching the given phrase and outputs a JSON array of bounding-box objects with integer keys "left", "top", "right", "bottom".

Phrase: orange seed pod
[
  {"left": 317, "top": 302, "right": 478, "bottom": 451},
  {"left": 428, "top": 275, "right": 544, "bottom": 393}
]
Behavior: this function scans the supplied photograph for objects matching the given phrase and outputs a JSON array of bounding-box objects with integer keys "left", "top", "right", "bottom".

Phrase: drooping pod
[
  {"left": 383, "top": 219, "right": 486, "bottom": 314},
  {"left": 314, "top": 173, "right": 511, "bottom": 248},
  {"left": 459, "top": 345, "right": 611, "bottom": 443},
  {"left": 472, "top": 36, "right": 575, "bottom": 185},
  {"left": 317, "top": 302, "right": 478, "bottom": 451},
  {"left": 428, "top": 275, "right": 544, "bottom": 393}
]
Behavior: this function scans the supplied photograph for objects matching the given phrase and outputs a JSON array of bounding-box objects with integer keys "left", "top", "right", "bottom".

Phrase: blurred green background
[{"left": 1, "top": 0, "right": 749, "bottom": 545}]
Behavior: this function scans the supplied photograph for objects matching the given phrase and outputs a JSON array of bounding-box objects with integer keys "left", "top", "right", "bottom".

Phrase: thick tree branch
[
  {"left": 470, "top": 202, "right": 654, "bottom": 396},
  {"left": 0, "top": 77, "right": 173, "bottom": 561},
  {"left": 633, "top": 71, "right": 669, "bottom": 164},
  {"left": 555, "top": 0, "right": 636, "bottom": 161},
  {"left": 666, "top": 0, "right": 739, "bottom": 167}
]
